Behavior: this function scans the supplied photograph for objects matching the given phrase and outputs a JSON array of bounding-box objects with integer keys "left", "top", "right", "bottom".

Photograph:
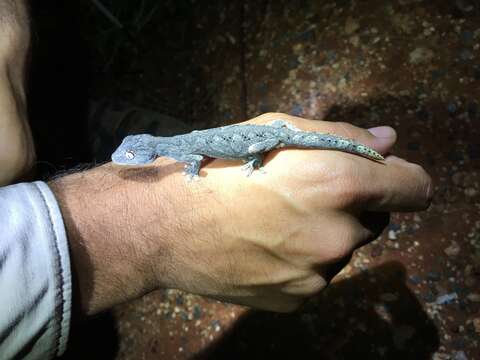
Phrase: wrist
[{"left": 49, "top": 163, "right": 162, "bottom": 316}]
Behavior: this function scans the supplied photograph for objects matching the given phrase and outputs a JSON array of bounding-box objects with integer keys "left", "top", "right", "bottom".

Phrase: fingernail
[{"left": 368, "top": 126, "right": 396, "bottom": 139}]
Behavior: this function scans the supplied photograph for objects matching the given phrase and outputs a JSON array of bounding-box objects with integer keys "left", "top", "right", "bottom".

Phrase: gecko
[{"left": 111, "top": 119, "right": 383, "bottom": 178}]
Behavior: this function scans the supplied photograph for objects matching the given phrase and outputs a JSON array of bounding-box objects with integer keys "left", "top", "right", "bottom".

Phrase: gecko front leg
[{"left": 162, "top": 151, "right": 204, "bottom": 180}]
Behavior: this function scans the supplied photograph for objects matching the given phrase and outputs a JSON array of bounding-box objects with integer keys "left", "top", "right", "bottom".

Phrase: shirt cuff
[
  {"left": 33, "top": 181, "right": 72, "bottom": 356},
  {"left": 0, "top": 181, "right": 72, "bottom": 358}
]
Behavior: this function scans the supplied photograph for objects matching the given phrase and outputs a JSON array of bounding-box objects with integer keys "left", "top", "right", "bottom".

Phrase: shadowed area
[{"left": 197, "top": 262, "right": 439, "bottom": 360}]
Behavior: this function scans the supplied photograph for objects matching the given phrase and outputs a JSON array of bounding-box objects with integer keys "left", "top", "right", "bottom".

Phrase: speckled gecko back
[{"left": 111, "top": 120, "right": 383, "bottom": 178}]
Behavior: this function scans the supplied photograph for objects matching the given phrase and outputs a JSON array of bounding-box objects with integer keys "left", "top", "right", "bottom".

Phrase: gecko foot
[
  {"left": 241, "top": 155, "right": 264, "bottom": 177},
  {"left": 241, "top": 162, "right": 267, "bottom": 176},
  {"left": 183, "top": 172, "right": 200, "bottom": 182},
  {"left": 241, "top": 162, "right": 255, "bottom": 177}
]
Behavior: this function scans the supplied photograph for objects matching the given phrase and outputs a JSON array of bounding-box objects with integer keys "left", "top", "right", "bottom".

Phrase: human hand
[{"left": 50, "top": 113, "right": 432, "bottom": 315}]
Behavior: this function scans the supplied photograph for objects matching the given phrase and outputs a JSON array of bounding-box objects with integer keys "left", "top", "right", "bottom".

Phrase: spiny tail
[{"left": 283, "top": 131, "right": 384, "bottom": 161}]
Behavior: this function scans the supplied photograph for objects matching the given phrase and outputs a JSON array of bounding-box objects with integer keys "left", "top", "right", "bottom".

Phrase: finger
[
  {"left": 249, "top": 113, "right": 397, "bottom": 155},
  {"left": 361, "top": 155, "right": 433, "bottom": 212},
  {"left": 315, "top": 212, "right": 389, "bottom": 281}
]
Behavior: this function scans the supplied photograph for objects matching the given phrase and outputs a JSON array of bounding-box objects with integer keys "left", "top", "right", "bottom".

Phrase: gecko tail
[
  {"left": 349, "top": 143, "right": 384, "bottom": 161},
  {"left": 285, "top": 132, "right": 384, "bottom": 161}
]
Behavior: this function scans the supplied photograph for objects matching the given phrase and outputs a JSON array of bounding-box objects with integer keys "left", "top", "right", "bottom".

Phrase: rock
[
  {"left": 416, "top": 107, "right": 431, "bottom": 120},
  {"left": 452, "top": 324, "right": 465, "bottom": 333},
  {"left": 408, "top": 141, "right": 420, "bottom": 151},
  {"left": 465, "top": 276, "right": 476, "bottom": 287},
  {"left": 465, "top": 187, "right": 478, "bottom": 197},
  {"left": 444, "top": 241, "right": 461, "bottom": 257},
  {"left": 345, "top": 17, "right": 360, "bottom": 34},
  {"left": 292, "top": 43, "right": 304, "bottom": 54},
  {"left": 447, "top": 102, "right": 458, "bottom": 114},
  {"left": 452, "top": 171, "right": 477, "bottom": 187},
  {"left": 433, "top": 353, "right": 450, "bottom": 360},
  {"left": 461, "top": 30, "right": 474, "bottom": 45},
  {"left": 386, "top": 240, "right": 399, "bottom": 249},
  {"left": 452, "top": 171, "right": 465, "bottom": 185},
  {"left": 427, "top": 271, "right": 441, "bottom": 282},
  {"left": 393, "top": 14, "right": 413, "bottom": 34},
  {"left": 452, "top": 351, "right": 468, "bottom": 360},
  {"left": 468, "top": 144, "right": 480, "bottom": 160},
  {"left": 435, "top": 292, "right": 458, "bottom": 305},
  {"left": 409, "top": 47, "right": 434, "bottom": 65},
  {"left": 473, "top": 317, "right": 480, "bottom": 334},
  {"left": 467, "top": 293, "right": 480, "bottom": 302},
  {"left": 388, "top": 230, "right": 398, "bottom": 240},
  {"left": 468, "top": 102, "right": 478, "bottom": 118},
  {"left": 193, "top": 305, "right": 202, "bottom": 319},
  {"left": 291, "top": 104, "right": 303, "bottom": 116},
  {"left": 460, "top": 49, "right": 473, "bottom": 61},
  {"left": 371, "top": 245, "right": 383, "bottom": 257},
  {"left": 380, "top": 293, "right": 399, "bottom": 302},
  {"left": 456, "top": 0, "right": 474, "bottom": 13},
  {"left": 409, "top": 274, "right": 422, "bottom": 285},
  {"left": 349, "top": 35, "right": 360, "bottom": 47},
  {"left": 389, "top": 223, "right": 401, "bottom": 231},
  {"left": 475, "top": 66, "right": 480, "bottom": 80},
  {"left": 422, "top": 291, "right": 436, "bottom": 302}
]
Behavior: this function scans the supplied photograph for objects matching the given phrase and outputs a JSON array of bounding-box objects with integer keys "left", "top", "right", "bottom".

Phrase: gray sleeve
[{"left": 0, "top": 181, "right": 72, "bottom": 359}]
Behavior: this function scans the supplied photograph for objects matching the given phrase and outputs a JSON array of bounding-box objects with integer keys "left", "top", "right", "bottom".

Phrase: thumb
[{"left": 366, "top": 126, "right": 397, "bottom": 154}]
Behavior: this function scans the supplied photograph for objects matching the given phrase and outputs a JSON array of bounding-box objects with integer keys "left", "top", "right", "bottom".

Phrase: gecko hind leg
[
  {"left": 184, "top": 158, "right": 203, "bottom": 180},
  {"left": 268, "top": 119, "right": 301, "bottom": 132},
  {"left": 242, "top": 138, "right": 280, "bottom": 176},
  {"left": 241, "top": 154, "right": 264, "bottom": 177}
]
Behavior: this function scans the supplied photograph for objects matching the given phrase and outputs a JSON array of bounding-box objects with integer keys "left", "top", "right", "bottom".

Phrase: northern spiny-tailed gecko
[{"left": 111, "top": 120, "right": 383, "bottom": 178}]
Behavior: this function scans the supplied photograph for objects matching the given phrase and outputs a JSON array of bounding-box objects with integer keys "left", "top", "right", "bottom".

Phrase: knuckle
[
  {"left": 325, "top": 160, "right": 367, "bottom": 208},
  {"left": 334, "top": 121, "right": 358, "bottom": 138},
  {"left": 326, "top": 236, "right": 354, "bottom": 262},
  {"left": 257, "top": 112, "right": 290, "bottom": 122},
  {"left": 326, "top": 227, "right": 357, "bottom": 261},
  {"left": 281, "top": 273, "right": 327, "bottom": 300},
  {"left": 421, "top": 173, "right": 434, "bottom": 209},
  {"left": 300, "top": 275, "right": 328, "bottom": 297},
  {"left": 411, "top": 163, "right": 434, "bottom": 209}
]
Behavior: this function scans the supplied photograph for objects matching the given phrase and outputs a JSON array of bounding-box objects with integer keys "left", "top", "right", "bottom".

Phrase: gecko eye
[{"left": 125, "top": 150, "right": 135, "bottom": 160}]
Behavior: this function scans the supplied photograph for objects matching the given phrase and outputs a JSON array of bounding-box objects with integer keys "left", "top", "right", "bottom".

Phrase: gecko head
[{"left": 111, "top": 134, "right": 157, "bottom": 165}]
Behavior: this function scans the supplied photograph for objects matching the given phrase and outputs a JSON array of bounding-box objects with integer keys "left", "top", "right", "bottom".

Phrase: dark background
[{"left": 26, "top": 1, "right": 480, "bottom": 359}]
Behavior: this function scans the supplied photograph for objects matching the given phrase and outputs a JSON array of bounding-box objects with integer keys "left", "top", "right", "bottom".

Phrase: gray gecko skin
[{"left": 111, "top": 120, "right": 384, "bottom": 178}]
